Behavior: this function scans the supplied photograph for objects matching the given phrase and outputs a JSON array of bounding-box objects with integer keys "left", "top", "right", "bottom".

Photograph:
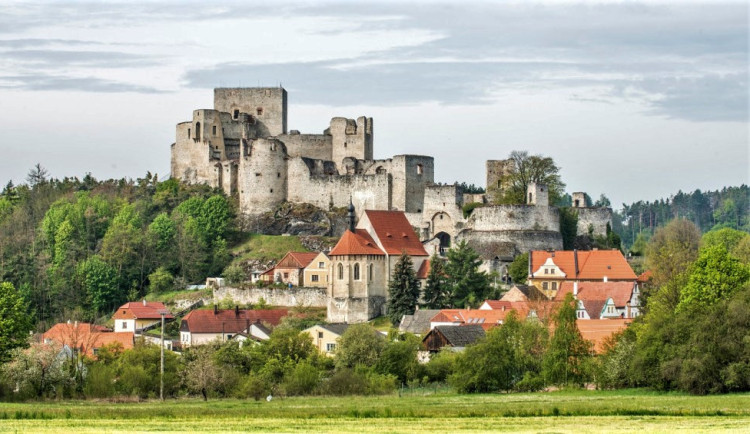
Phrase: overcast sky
[{"left": 0, "top": 0, "right": 747, "bottom": 208}]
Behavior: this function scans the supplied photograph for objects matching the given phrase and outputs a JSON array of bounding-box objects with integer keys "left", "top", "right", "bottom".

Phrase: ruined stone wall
[
  {"left": 287, "top": 158, "right": 392, "bottom": 212},
  {"left": 486, "top": 159, "right": 514, "bottom": 202},
  {"left": 330, "top": 117, "right": 373, "bottom": 165},
  {"left": 456, "top": 229, "right": 563, "bottom": 260},
  {"left": 171, "top": 120, "right": 218, "bottom": 188},
  {"left": 277, "top": 133, "right": 333, "bottom": 161},
  {"left": 390, "top": 155, "right": 434, "bottom": 213},
  {"left": 576, "top": 207, "right": 612, "bottom": 237},
  {"left": 214, "top": 286, "right": 327, "bottom": 307},
  {"left": 238, "top": 139, "right": 288, "bottom": 215},
  {"left": 421, "top": 184, "right": 466, "bottom": 239},
  {"left": 214, "top": 88, "right": 287, "bottom": 137},
  {"left": 467, "top": 205, "right": 560, "bottom": 232},
  {"left": 463, "top": 193, "right": 486, "bottom": 205}
]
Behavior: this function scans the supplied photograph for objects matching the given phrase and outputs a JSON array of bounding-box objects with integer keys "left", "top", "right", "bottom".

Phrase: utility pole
[{"left": 160, "top": 310, "right": 166, "bottom": 401}]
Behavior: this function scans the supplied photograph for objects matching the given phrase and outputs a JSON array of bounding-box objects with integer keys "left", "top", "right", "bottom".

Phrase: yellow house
[
  {"left": 303, "top": 252, "right": 330, "bottom": 288},
  {"left": 303, "top": 323, "right": 349, "bottom": 356}
]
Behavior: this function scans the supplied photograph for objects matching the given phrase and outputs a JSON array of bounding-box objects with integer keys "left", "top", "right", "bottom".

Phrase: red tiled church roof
[
  {"left": 329, "top": 229, "right": 385, "bottom": 256},
  {"left": 363, "top": 210, "right": 428, "bottom": 256}
]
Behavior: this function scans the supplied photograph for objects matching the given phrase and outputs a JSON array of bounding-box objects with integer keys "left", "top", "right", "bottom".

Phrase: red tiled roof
[
  {"left": 555, "top": 281, "right": 635, "bottom": 307},
  {"left": 42, "top": 323, "right": 133, "bottom": 357},
  {"left": 431, "top": 304, "right": 531, "bottom": 330},
  {"left": 576, "top": 319, "right": 630, "bottom": 353},
  {"left": 637, "top": 270, "right": 653, "bottom": 283},
  {"left": 277, "top": 252, "right": 319, "bottom": 269},
  {"left": 416, "top": 259, "right": 431, "bottom": 279},
  {"left": 363, "top": 210, "right": 428, "bottom": 256},
  {"left": 481, "top": 300, "right": 512, "bottom": 310},
  {"left": 181, "top": 308, "right": 289, "bottom": 334},
  {"left": 531, "top": 250, "right": 637, "bottom": 281},
  {"left": 113, "top": 301, "right": 174, "bottom": 320},
  {"left": 329, "top": 229, "right": 385, "bottom": 256}
]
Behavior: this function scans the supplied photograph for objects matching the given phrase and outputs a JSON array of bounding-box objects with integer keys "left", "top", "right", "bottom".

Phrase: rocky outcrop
[{"left": 241, "top": 202, "right": 348, "bottom": 236}]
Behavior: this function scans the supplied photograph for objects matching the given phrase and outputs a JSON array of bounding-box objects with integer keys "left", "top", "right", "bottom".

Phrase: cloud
[
  {"left": 0, "top": 49, "right": 162, "bottom": 68},
  {"left": 0, "top": 74, "right": 166, "bottom": 93}
]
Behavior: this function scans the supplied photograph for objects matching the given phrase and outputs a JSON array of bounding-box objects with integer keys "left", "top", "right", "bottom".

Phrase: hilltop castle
[{"left": 170, "top": 87, "right": 611, "bottom": 273}]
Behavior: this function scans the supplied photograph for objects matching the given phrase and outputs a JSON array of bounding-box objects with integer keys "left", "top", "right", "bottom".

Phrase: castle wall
[
  {"left": 330, "top": 117, "right": 373, "bottom": 165},
  {"left": 171, "top": 120, "right": 218, "bottom": 188},
  {"left": 456, "top": 230, "right": 563, "bottom": 261},
  {"left": 467, "top": 205, "right": 560, "bottom": 232},
  {"left": 238, "top": 139, "right": 288, "bottom": 215},
  {"left": 576, "top": 207, "right": 612, "bottom": 237},
  {"left": 422, "top": 184, "right": 465, "bottom": 239},
  {"left": 214, "top": 286, "right": 327, "bottom": 307},
  {"left": 277, "top": 133, "right": 333, "bottom": 161},
  {"left": 214, "top": 88, "right": 287, "bottom": 137},
  {"left": 486, "top": 159, "right": 514, "bottom": 202},
  {"left": 287, "top": 158, "right": 392, "bottom": 212}
]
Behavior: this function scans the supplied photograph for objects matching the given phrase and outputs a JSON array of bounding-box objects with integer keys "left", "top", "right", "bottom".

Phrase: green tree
[
  {"left": 375, "top": 333, "right": 422, "bottom": 384},
  {"left": 387, "top": 253, "right": 420, "bottom": 324},
  {"left": 422, "top": 254, "right": 449, "bottom": 309},
  {"left": 2, "top": 342, "right": 72, "bottom": 398},
  {"left": 334, "top": 323, "right": 384, "bottom": 370},
  {"left": 182, "top": 344, "right": 230, "bottom": 401},
  {"left": 444, "top": 240, "right": 490, "bottom": 307},
  {"left": 542, "top": 293, "right": 593, "bottom": 386},
  {"left": 495, "top": 151, "right": 566, "bottom": 205},
  {"left": 559, "top": 207, "right": 578, "bottom": 250},
  {"left": 0, "top": 281, "right": 33, "bottom": 362},
  {"left": 77, "top": 255, "right": 119, "bottom": 314},
  {"left": 507, "top": 252, "right": 529, "bottom": 285},
  {"left": 702, "top": 228, "right": 749, "bottom": 253},
  {"left": 677, "top": 244, "right": 750, "bottom": 312},
  {"left": 147, "top": 267, "right": 174, "bottom": 293},
  {"left": 645, "top": 219, "right": 701, "bottom": 290}
]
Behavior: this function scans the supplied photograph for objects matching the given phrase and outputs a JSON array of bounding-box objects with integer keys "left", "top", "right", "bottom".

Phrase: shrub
[
  {"left": 222, "top": 265, "right": 246, "bottom": 286},
  {"left": 282, "top": 361, "right": 321, "bottom": 396},
  {"left": 235, "top": 373, "right": 272, "bottom": 401},
  {"left": 83, "top": 364, "right": 115, "bottom": 398},
  {"left": 425, "top": 350, "right": 458, "bottom": 383}
]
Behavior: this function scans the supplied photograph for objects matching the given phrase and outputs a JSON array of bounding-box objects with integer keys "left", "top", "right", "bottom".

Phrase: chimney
[
  {"left": 235, "top": 305, "right": 240, "bottom": 317},
  {"left": 143, "top": 299, "right": 147, "bottom": 306},
  {"left": 603, "top": 276, "right": 608, "bottom": 282},
  {"left": 573, "top": 281, "right": 578, "bottom": 297},
  {"left": 74, "top": 321, "right": 78, "bottom": 328},
  {"left": 213, "top": 304, "right": 218, "bottom": 315},
  {"left": 67, "top": 319, "right": 71, "bottom": 325},
  {"left": 573, "top": 249, "right": 579, "bottom": 278}
]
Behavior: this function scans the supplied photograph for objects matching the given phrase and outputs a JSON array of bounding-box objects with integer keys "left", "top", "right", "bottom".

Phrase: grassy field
[
  {"left": 231, "top": 234, "right": 310, "bottom": 263},
  {"left": 1, "top": 389, "right": 749, "bottom": 433}
]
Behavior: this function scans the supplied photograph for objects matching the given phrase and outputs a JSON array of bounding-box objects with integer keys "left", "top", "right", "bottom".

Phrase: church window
[
  {"left": 338, "top": 263, "right": 344, "bottom": 280},
  {"left": 353, "top": 263, "right": 361, "bottom": 280},
  {"left": 369, "top": 264, "right": 373, "bottom": 281}
]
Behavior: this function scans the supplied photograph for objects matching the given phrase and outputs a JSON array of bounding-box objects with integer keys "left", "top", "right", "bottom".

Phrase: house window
[
  {"left": 311, "top": 274, "right": 319, "bottom": 282},
  {"left": 353, "top": 263, "right": 360, "bottom": 280},
  {"left": 542, "top": 282, "right": 548, "bottom": 290},
  {"left": 122, "top": 321, "right": 127, "bottom": 329},
  {"left": 93, "top": 348, "right": 99, "bottom": 356},
  {"left": 551, "top": 282, "right": 557, "bottom": 290},
  {"left": 338, "top": 263, "right": 344, "bottom": 280},
  {"left": 319, "top": 262, "right": 325, "bottom": 268},
  {"left": 326, "top": 343, "right": 336, "bottom": 352},
  {"left": 318, "top": 332, "right": 324, "bottom": 339},
  {"left": 284, "top": 272, "right": 289, "bottom": 279},
  {"left": 544, "top": 269, "right": 549, "bottom": 274},
  {"left": 226, "top": 334, "right": 233, "bottom": 340}
]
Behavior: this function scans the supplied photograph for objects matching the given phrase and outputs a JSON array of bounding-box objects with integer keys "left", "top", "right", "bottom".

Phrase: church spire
[{"left": 347, "top": 198, "right": 356, "bottom": 232}]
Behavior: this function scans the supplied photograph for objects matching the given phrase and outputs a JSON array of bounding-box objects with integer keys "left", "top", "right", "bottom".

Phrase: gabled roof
[
  {"left": 42, "top": 323, "right": 133, "bottom": 357},
  {"left": 555, "top": 281, "right": 635, "bottom": 307},
  {"left": 530, "top": 250, "right": 637, "bottom": 281},
  {"left": 362, "top": 210, "right": 428, "bottom": 256},
  {"left": 481, "top": 300, "right": 512, "bottom": 310},
  {"left": 427, "top": 325, "right": 485, "bottom": 347},
  {"left": 576, "top": 319, "right": 630, "bottom": 353},
  {"left": 329, "top": 229, "right": 385, "bottom": 256},
  {"left": 113, "top": 301, "right": 174, "bottom": 320},
  {"left": 181, "top": 308, "right": 289, "bottom": 334},
  {"left": 637, "top": 270, "right": 653, "bottom": 283},
  {"left": 399, "top": 309, "right": 441, "bottom": 335},
  {"left": 580, "top": 299, "right": 607, "bottom": 319},
  {"left": 416, "top": 259, "right": 431, "bottom": 279},
  {"left": 500, "top": 285, "right": 546, "bottom": 302},
  {"left": 318, "top": 323, "right": 350, "bottom": 336},
  {"left": 431, "top": 305, "right": 531, "bottom": 330},
  {"left": 276, "top": 252, "right": 319, "bottom": 269}
]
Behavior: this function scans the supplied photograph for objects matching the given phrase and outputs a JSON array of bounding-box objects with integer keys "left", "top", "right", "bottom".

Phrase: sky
[{"left": 0, "top": 0, "right": 747, "bottom": 209}]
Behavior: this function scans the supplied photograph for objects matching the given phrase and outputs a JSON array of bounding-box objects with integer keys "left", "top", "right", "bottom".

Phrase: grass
[
  {"left": 231, "top": 233, "right": 310, "bottom": 263},
  {"left": 146, "top": 288, "right": 212, "bottom": 305},
  {"left": 1, "top": 390, "right": 749, "bottom": 432}
]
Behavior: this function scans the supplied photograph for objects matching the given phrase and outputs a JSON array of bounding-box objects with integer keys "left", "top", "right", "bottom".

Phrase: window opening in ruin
[
  {"left": 233, "top": 109, "right": 239, "bottom": 119},
  {"left": 270, "top": 189, "right": 273, "bottom": 193},
  {"left": 369, "top": 264, "right": 373, "bottom": 281},
  {"left": 528, "top": 193, "right": 533, "bottom": 203},
  {"left": 497, "top": 180, "right": 501, "bottom": 188},
  {"left": 212, "top": 125, "right": 217, "bottom": 136},
  {"left": 255, "top": 173, "right": 261, "bottom": 177},
  {"left": 417, "top": 164, "right": 423, "bottom": 175},
  {"left": 574, "top": 199, "right": 580, "bottom": 207},
  {"left": 277, "top": 172, "right": 280, "bottom": 178},
  {"left": 353, "top": 263, "right": 360, "bottom": 280},
  {"left": 195, "top": 122, "right": 201, "bottom": 139},
  {"left": 338, "top": 263, "right": 344, "bottom": 280},
  {"left": 256, "top": 107, "right": 263, "bottom": 116}
]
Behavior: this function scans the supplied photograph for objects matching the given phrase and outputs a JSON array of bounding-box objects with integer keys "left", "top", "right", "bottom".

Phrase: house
[
  {"left": 179, "top": 305, "right": 288, "bottom": 346},
  {"left": 327, "top": 204, "right": 429, "bottom": 322},
  {"left": 528, "top": 249, "right": 637, "bottom": 299},
  {"left": 576, "top": 319, "right": 630, "bottom": 353},
  {"left": 398, "top": 309, "right": 441, "bottom": 336},
  {"left": 498, "top": 284, "right": 546, "bottom": 302},
  {"left": 429, "top": 306, "right": 531, "bottom": 331},
  {"left": 304, "top": 323, "right": 350, "bottom": 356},
  {"left": 554, "top": 281, "right": 640, "bottom": 319},
  {"left": 262, "top": 251, "right": 320, "bottom": 286},
  {"left": 303, "top": 252, "right": 330, "bottom": 288},
  {"left": 422, "top": 325, "right": 485, "bottom": 352},
  {"left": 230, "top": 322, "right": 272, "bottom": 347},
  {"left": 43, "top": 322, "right": 134, "bottom": 358},
  {"left": 112, "top": 300, "right": 174, "bottom": 333}
]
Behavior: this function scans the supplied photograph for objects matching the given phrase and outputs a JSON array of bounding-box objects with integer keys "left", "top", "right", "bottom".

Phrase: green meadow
[{"left": 1, "top": 389, "right": 749, "bottom": 433}]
